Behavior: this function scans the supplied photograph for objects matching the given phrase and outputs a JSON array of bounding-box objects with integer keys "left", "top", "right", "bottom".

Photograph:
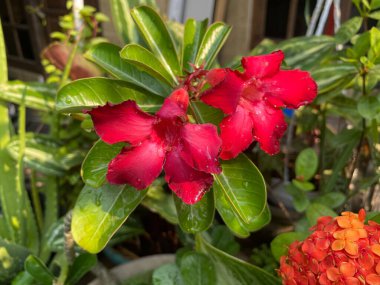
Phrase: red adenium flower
[
  {"left": 279, "top": 209, "right": 380, "bottom": 285},
  {"left": 200, "top": 50, "right": 317, "bottom": 159},
  {"left": 89, "top": 88, "right": 222, "bottom": 204}
]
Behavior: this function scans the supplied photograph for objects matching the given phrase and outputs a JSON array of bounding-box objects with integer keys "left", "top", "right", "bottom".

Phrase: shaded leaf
[
  {"left": 306, "top": 203, "right": 337, "bottom": 226},
  {"left": 196, "top": 234, "right": 281, "bottom": 285},
  {"left": 179, "top": 252, "right": 216, "bottom": 285},
  {"left": 295, "top": 148, "right": 318, "bottom": 181},
  {"left": 174, "top": 191, "right": 214, "bottom": 233},
  {"left": 270, "top": 232, "right": 308, "bottom": 261},
  {"left": 335, "top": 17, "right": 363, "bottom": 44},
  {"left": 24, "top": 255, "right": 55, "bottom": 285}
]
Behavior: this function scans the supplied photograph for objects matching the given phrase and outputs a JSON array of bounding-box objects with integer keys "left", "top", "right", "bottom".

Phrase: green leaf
[
  {"left": 57, "top": 78, "right": 164, "bottom": 113},
  {"left": 0, "top": 81, "right": 56, "bottom": 111},
  {"left": 142, "top": 180, "right": 178, "bottom": 224},
  {"left": 120, "top": 43, "right": 177, "bottom": 85},
  {"left": 295, "top": 148, "right": 318, "bottom": 181},
  {"left": 179, "top": 252, "right": 216, "bottom": 285},
  {"left": 191, "top": 101, "right": 224, "bottom": 125},
  {"left": 292, "top": 180, "right": 315, "bottom": 192},
  {"left": 7, "top": 135, "right": 66, "bottom": 176},
  {"left": 312, "top": 192, "right": 346, "bottom": 209},
  {"left": 0, "top": 240, "right": 30, "bottom": 284},
  {"left": 152, "top": 263, "right": 184, "bottom": 285},
  {"left": 312, "top": 64, "right": 357, "bottom": 97},
  {"left": 210, "top": 225, "right": 240, "bottom": 255},
  {"left": 306, "top": 203, "right": 337, "bottom": 226},
  {"left": 109, "top": 0, "right": 138, "bottom": 43},
  {"left": 85, "top": 43, "right": 172, "bottom": 97},
  {"left": 195, "top": 22, "right": 231, "bottom": 69},
  {"left": 131, "top": 6, "right": 180, "bottom": 77},
  {"left": 196, "top": 234, "right": 281, "bottom": 285},
  {"left": 323, "top": 129, "right": 361, "bottom": 193},
  {"left": 174, "top": 191, "right": 214, "bottom": 233},
  {"left": 214, "top": 154, "right": 266, "bottom": 224},
  {"left": 369, "top": 27, "right": 380, "bottom": 60},
  {"left": 81, "top": 140, "right": 124, "bottom": 188},
  {"left": 182, "top": 18, "right": 208, "bottom": 71},
  {"left": 65, "top": 253, "right": 97, "bottom": 285},
  {"left": 11, "top": 271, "right": 35, "bottom": 285},
  {"left": 270, "top": 232, "right": 308, "bottom": 261},
  {"left": 335, "top": 17, "right": 363, "bottom": 44},
  {"left": 24, "top": 255, "right": 55, "bottom": 285},
  {"left": 71, "top": 184, "right": 147, "bottom": 253},
  {"left": 357, "top": 95, "right": 380, "bottom": 120},
  {"left": 369, "top": 10, "right": 380, "bottom": 20},
  {"left": 286, "top": 184, "right": 310, "bottom": 212}
]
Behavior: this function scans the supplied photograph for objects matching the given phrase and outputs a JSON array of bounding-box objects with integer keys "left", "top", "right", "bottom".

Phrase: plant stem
[{"left": 30, "top": 170, "right": 44, "bottom": 232}]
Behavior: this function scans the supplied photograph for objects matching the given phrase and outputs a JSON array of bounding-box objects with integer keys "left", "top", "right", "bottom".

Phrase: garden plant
[{"left": 0, "top": 0, "right": 379, "bottom": 284}]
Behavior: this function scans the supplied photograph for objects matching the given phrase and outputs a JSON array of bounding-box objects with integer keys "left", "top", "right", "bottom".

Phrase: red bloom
[
  {"left": 89, "top": 88, "right": 222, "bottom": 204},
  {"left": 200, "top": 50, "right": 317, "bottom": 159}
]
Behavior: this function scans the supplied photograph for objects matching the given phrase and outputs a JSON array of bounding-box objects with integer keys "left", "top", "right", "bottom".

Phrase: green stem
[
  {"left": 318, "top": 105, "right": 327, "bottom": 190},
  {"left": 16, "top": 88, "right": 27, "bottom": 245},
  {"left": 30, "top": 170, "right": 44, "bottom": 232},
  {"left": 60, "top": 40, "right": 79, "bottom": 86}
]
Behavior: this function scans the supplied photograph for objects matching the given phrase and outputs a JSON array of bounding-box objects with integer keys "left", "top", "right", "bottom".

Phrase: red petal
[
  {"left": 89, "top": 101, "right": 155, "bottom": 145},
  {"left": 157, "top": 88, "right": 189, "bottom": 119},
  {"left": 219, "top": 105, "right": 254, "bottom": 160},
  {"left": 180, "top": 123, "right": 222, "bottom": 173},
  {"left": 107, "top": 140, "right": 165, "bottom": 189},
  {"left": 201, "top": 69, "right": 244, "bottom": 114},
  {"left": 241, "top": 50, "right": 284, "bottom": 79},
  {"left": 164, "top": 149, "right": 213, "bottom": 204},
  {"left": 262, "top": 70, "right": 317, "bottom": 109},
  {"left": 248, "top": 100, "right": 287, "bottom": 155}
]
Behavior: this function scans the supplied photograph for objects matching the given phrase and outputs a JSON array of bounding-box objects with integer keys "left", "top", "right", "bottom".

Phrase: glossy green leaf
[
  {"left": 142, "top": 180, "right": 178, "bottom": 224},
  {"left": 182, "top": 18, "right": 208, "bottom": 71},
  {"left": 179, "top": 252, "right": 216, "bottom": 285},
  {"left": 295, "top": 148, "right": 318, "bottom": 181},
  {"left": 131, "top": 6, "right": 180, "bottom": 77},
  {"left": 57, "top": 78, "right": 164, "bottom": 113},
  {"left": 174, "top": 191, "right": 214, "bottom": 233},
  {"left": 24, "top": 255, "right": 55, "bottom": 285},
  {"left": 214, "top": 154, "right": 266, "bottom": 224},
  {"left": 0, "top": 240, "right": 30, "bottom": 284},
  {"left": 81, "top": 140, "right": 124, "bottom": 188},
  {"left": 270, "top": 232, "right": 308, "bottom": 261},
  {"left": 152, "top": 263, "right": 184, "bottom": 285},
  {"left": 196, "top": 234, "right": 281, "bottom": 285},
  {"left": 65, "top": 253, "right": 97, "bottom": 285},
  {"left": 191, "top": 101, "right": 224, "bottom": 125},
  {"left": 72, "top": 184, "right": 147, "bottom": 253},
  {"left": 0, "top": 81, "right": 56, "bottom": 111},
  {"left": 335, "top": 17, "right": 363, "bottom": 44},
  {"left": 85, "top": 43, "right": 172, "bottom": 97},
  {"left": 109, "top": 0, "right": 139, "bottom": 43},
  {"left": 120, "top": 44, "right": 177, "bottom": 85},
  {"left": 195, "top": 22, "right": 231, "bottom": 69},
  {"left": 306, "top": 203, "right": 337, "bottom": 226},
  {"left": 357, "top": 95, "right": 380, "bottom": 120}
]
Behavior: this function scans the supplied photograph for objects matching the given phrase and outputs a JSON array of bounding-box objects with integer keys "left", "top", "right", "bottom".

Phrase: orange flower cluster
[{"left": 279, "top": 209, "right": 380, "bottom": 285}]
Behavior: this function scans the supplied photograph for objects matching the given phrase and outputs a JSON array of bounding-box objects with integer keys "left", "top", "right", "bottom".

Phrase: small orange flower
[{"left": 279, "top": 209, "right": 380, "bottom": 285}]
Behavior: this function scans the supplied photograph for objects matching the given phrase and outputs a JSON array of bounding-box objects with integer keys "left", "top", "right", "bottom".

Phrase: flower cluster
[
  {"left": 279, "top": 210, "right": 380, "bottom": 285},
  {"left": 88, "top": 51, "right": 317, "bottom": 204}
]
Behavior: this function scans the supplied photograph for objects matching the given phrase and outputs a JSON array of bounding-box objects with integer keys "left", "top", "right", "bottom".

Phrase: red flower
[
  {"left": 200, "top": 50, "right": 317, "bottom": 159},
  {"left": 89, "top": 88, "right": 222, "bottom": 204}
]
